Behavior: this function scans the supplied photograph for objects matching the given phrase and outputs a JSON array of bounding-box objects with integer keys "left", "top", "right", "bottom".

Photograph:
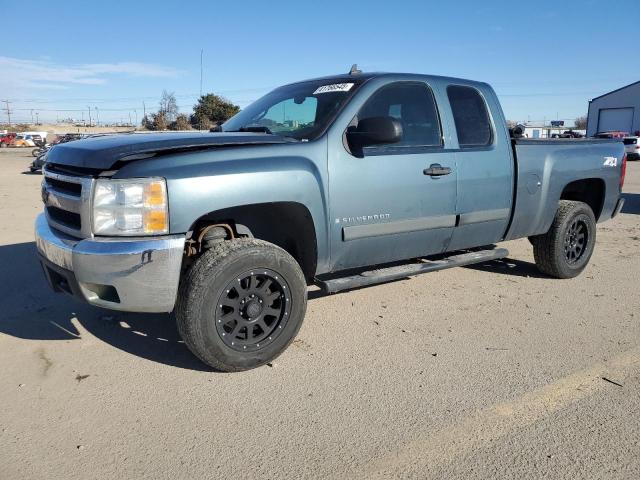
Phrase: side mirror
[
  {"left": 347, "top": 116, "right": 403, "bottom": 151},
  {"left": 509, "top": 123, "right": 525, "bottom": 138}
]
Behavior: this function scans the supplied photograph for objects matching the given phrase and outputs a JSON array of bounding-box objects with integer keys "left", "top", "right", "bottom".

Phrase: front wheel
[
  {"left": 530, "top": 200, "right": 596, "bottom": 278},
  {"left": 31, "top": 148, "right": 42, "bottom": 157},
  {"left": 176, "top": 238, "right": 307, "bottom": 371}
]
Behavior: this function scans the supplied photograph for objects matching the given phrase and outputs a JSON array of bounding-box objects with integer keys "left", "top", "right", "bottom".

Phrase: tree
[
  {"left": 191, "top": 94, "right": 240, "bottom": 129},
  {"left": 141, "top": 115, "right": 154, "bottom": 130},
  {"left": 152, "top": 111, "right": 168, "bottom": 131},
  {"left": 574, "top": 116, "right": 587, "bottom": 130},
  {"left": 159, "top": 90, "right": 178, "bottom": 123},
  {"left": 169, "top": 113, "right": 191, "bottom": 131}
]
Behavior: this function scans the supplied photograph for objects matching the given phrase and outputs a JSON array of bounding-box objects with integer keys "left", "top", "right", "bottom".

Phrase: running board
[{"left": 316, "top": 248, "right": 509, "bottom": 294}]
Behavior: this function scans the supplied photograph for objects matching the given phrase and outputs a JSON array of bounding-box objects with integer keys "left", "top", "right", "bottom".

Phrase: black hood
[{"left": 46, "top": 131, "right": 296, "bottom": 170}]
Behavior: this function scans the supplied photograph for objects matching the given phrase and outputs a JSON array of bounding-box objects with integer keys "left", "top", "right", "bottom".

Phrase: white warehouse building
[{"left": 587, "top": 80, "right": 640, "bottom": 137}]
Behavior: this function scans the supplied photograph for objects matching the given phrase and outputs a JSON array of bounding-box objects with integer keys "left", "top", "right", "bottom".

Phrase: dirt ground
[{"left": 1, "top": 148, "right": 639, "bottom": 479}]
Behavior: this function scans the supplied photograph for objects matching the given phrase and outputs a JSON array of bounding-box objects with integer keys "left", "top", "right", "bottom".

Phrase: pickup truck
[{"left": 35, "top": 71, "right": 627, "bottom": 371}]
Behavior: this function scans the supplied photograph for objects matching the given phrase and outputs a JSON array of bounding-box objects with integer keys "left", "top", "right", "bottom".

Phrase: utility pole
[
  {"left": 35, "top": 112, "right": 39, "bottom": 125},
  {"left": 95, "top": 106, "right": 99, "bottom": 126},
  {"left": 143, "top": 101, "right": 146, "bottom": 123},
  {"left": 3, "top": 100, "right": 11, "bottom": 126},
  {"left": 129, "top": 112, "right": 132, "bottom": 126},
  {"left": 87, "top": 106, "right": 92, "bottom": 126},
  {"left": 134, "top": 109, "right": 138, "bottom": 125},
  {"left": 200, "top": 48, "right": 203, "bottom": 98},
  {"left": 31, "top": 109, "right": 34, "bottom": 124}
]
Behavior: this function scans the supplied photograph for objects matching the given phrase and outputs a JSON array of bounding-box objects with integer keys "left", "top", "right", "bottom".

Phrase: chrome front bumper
[{"left": 35, "top": 214, "right": 185, "bottom": 313}]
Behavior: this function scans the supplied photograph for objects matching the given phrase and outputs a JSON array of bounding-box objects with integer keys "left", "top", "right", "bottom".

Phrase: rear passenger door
[{"left": 445, "top": 85, "right": 514, "bottom": 250}]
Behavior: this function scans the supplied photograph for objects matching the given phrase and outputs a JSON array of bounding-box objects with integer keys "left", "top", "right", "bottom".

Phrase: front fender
[{"left": 116, "top": 143, "right": 330, "bottom": 273}]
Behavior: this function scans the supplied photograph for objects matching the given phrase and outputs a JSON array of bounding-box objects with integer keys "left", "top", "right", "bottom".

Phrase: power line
[
  {"left": 6, "top": 86, "right": 275, "bottom": 104},
  {"left": 9, "top": 101, "right": 254, "bottom": 113}
]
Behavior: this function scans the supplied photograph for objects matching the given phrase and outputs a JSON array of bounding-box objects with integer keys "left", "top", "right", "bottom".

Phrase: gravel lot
[{"left": 1, "top": 148, "right": 639, "bottom": 479}]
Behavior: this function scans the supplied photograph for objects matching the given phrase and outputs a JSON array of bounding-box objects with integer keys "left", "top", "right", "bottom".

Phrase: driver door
[{"left": 328, "top": 81, "right": 457, "bottom": 271}]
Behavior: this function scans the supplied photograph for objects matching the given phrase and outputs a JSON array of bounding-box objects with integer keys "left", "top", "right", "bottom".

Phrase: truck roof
[{"left": 281, "top": 72, "right": 488, "bottom": 89}]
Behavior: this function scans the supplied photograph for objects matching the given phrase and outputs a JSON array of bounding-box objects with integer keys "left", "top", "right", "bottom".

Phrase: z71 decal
[{"left": 603, "top": 156, "right": 618, "bottom": 167}]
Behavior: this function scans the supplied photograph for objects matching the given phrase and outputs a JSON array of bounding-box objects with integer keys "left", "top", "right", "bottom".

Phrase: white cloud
[{"left": 0, "top": 56, "right": 182, "bottom": 95}]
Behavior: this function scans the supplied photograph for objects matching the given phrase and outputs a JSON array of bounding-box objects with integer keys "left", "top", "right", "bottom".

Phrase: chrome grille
[{"left": 42, "top": 168, "right": 94, "bottom": 238}]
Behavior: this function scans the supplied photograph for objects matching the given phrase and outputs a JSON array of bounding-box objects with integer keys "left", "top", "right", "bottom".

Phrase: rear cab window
[
  {"left": 623, "top": 138, "right": 637, "bottom": 145},
  {"left": 447, "top": 85, "right": 493, "bottom": 148}
]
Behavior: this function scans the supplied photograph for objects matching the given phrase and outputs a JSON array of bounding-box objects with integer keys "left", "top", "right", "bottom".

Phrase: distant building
[{"left": 587, "top": 81, "right": 640, "bottom": 137}]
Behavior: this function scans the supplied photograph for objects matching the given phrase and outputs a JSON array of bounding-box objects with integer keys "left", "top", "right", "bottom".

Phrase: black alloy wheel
[
  {"left": 215, "top": 269, "right": 291, "bottom": 352},
  {"left": 564, "top": 217, "right": 589, "bottom": 264}
]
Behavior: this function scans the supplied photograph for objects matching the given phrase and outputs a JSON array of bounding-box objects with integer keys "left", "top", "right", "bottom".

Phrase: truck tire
[
  {"left": 531, "top": 200, "right": 596, "bottom": 279},
  {"left": 176, "top": 238, "right": 307, "bottom": 371}
]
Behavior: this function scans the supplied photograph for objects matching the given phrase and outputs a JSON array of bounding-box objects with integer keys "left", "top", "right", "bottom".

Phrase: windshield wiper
[
  {"left": 223, "top": 125, "right": 300, "bottom": 141},
  {"left": 230, "top": 126, "right": 273, "bottom": 134}
]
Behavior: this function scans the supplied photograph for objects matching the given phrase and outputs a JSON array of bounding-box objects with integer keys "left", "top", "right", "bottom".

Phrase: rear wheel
[
  {"left": 531, "top": 200, "right": 596, "bottom": 278},
  {"left": 176, "top": 238, "right": 307, "bottom": 371}
]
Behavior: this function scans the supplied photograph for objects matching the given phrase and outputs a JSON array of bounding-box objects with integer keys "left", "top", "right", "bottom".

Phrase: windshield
[{"left": 222, "top": 78, "right": 365, "bottom": 141}]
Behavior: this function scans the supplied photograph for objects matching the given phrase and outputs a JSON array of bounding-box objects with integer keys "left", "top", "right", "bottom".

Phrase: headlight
[{"left": 92, "top": 178, "right": 168, "bottom": 236}]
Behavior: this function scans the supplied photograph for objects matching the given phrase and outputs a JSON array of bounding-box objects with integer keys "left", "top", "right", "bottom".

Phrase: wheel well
[
  {"left": 190, "top": 202, "right": 318, "bottom": 282},
  {"left": 560, "top": 178, "right": 605, "bottom": 220}
]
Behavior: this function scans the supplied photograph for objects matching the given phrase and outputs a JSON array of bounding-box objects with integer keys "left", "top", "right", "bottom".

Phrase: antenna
[{"left": 349, "top": 64, "right": 362, "bottom": 75}]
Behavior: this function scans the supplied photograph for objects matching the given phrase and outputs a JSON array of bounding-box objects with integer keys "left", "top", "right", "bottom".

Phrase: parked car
[
  {"left": 0, "top": 132, "right": 16, "bottom": 147},
  {"left": 596, "top": 131, "right": 629, "bottom": 139},
  {"left": 12, "top": 134, "right": 36, "bottom": 147},
  {"left": 559, "top": 130, "right": 584, "bottom": 138},
  {"left": 22, "top": 131, "right": 49, "bottom": 142},
  {"left": 35, "top": 71, "right": 626, "bottom": 371},
  {"left": 29, "top": 133, "right": 87, "bottom": 173},
  {"left": 29, "top": 147, "right": 51, "bottom": 173},
  {"left": 50, "top": 133, "right": 87, "bottom": 145},
  {"left": 623, "top": 136, "right": 640, "bottom": 160}
]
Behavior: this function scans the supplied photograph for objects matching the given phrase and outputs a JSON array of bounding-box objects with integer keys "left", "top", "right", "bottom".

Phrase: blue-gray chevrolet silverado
[{"left": 35, "top": 71, "right": 627, "bottom": 371}]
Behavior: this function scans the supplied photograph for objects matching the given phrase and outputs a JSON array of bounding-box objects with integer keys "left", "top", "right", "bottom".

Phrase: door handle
[{"left": 423, "top": 164, "right": 452, "bottom": 176}]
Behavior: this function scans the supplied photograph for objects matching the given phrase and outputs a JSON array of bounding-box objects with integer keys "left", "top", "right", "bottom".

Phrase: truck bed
[{"left": 504, "top": 137, "right": 624, "bottom": 241}]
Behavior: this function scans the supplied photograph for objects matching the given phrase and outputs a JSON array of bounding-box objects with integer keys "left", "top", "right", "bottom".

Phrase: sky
[{"left": 1, "top": 0, "right": 637, "bottom": 125}]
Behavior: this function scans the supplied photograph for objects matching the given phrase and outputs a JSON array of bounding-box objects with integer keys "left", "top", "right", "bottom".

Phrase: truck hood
[{"left": 46, "top": 132, "right": 297, "bottom": 170}]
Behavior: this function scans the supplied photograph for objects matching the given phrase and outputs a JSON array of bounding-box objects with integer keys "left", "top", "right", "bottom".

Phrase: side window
[
  {"left": 357, "top": 82, "right": 442, "bottom": 148},
  {"left": 447, "top": 85, "right": 493, "bottom": 148}
]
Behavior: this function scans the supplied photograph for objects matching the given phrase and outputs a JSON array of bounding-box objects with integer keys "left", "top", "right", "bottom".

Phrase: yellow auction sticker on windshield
[{"left": 313, "top": 83, "right": 354, "bottom": 94}]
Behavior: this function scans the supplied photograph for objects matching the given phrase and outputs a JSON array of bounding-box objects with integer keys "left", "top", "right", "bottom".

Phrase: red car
[
  {"left": 595, "top": 131, "right": 629, "bottom": 139},
  {"left": 0, "top": 132, "right": 16, "bottom": 147}
]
